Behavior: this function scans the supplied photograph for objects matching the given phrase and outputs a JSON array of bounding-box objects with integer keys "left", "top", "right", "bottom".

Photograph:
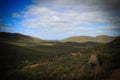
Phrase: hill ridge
[
  {"left": 0, "top": 32, "right": 115, "bottom": 43},
  {"left": 61, "top": 35, "right": 115, "bottom": 43}
]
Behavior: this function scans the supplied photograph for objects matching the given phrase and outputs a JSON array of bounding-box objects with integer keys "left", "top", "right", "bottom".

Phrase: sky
[{"left": 0, "top": 0, "right": 120, "bottom": 40}]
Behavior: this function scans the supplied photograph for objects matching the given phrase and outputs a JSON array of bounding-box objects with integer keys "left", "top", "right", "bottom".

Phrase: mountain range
[
  {"left": 0, "top": 32, "right": 119, "bottom": 80},
  {"left": 0, "top": 32, "right": 115, "bottom": 43},
  {"left": 61, "top": 35, "right": 115, "bottom": 43}
]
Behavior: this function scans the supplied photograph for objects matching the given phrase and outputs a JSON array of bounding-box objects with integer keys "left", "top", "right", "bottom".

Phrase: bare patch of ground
[{"left": 22, "top": 63, "right": 39, "bottom": 71}]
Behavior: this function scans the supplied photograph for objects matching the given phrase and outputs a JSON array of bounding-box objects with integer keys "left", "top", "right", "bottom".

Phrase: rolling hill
[
  {"left": 0, "top": 32, "right": 117, "bottom": 68},
  {"left": 0, "top": 32, "right": 119, "bottom": 80},
  {"left": 0, "top": 32, "right": 45, "bottom": 43},
  {"left": 0, "top": 32, "right": 86, "bottom": 70},
  {"left": 0, "top": 32, "right": 104, "bottom": 67},
  {"left": 61, "top": 35, "right": 115, "bottom": 43}
]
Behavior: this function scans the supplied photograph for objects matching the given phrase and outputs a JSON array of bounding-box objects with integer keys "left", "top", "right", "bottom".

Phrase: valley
[{"left": 0, "top": 32, "right": 119, "bottom": 80}]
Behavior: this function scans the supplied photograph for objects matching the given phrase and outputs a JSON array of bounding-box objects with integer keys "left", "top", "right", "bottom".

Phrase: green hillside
[
  {"left": 0, "top": 32, "right": 89, "bottom": 70},
  {"left": 0, "top": 32, "right": 45, "bottom": 43},
  {"left": 0, "top": 32, "right": 118, "bottom": 80},
  {"left": 61, "top": 35, "right": 115, "bottom": 43},
  {"left": 0, "top": 32, "right": 94, "bottom": 80}
]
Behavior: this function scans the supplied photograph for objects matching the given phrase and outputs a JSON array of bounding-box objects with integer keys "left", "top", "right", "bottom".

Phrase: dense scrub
[
  {"left": 0, "top": 36, "right": 119, "bottom": 80},
  {"left": 0, "top": 41, "right": 95, "bottom": 80},
  {"left": 89, "top": 37, "right": 120, "bottom": 70}
]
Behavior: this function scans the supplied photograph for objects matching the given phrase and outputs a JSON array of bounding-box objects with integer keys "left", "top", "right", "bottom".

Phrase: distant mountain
[
  {"left": 0, "top": 32, "right": 115, "bottom": 44},
  {"left": 61, "top": 35, "right": 115, "bottom": 43},
  {"left": 0, "top": 32, "right": 45, "bottom": 43}
]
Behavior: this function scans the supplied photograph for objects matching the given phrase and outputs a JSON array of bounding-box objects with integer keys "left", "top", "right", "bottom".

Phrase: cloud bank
[{"left": 19, "top": 0, "right": 120, "bottom": 39}]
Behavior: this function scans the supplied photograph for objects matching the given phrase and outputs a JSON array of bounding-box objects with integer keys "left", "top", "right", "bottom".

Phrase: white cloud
[
  {"left": 101, "top": 25, "right": 120, "bottom": 30},
  {"left": 19, "top": 0, "right": 120, "bottom": 39},
  {"left": 21, "top": 5, "right": 109, "bottom": 28}
]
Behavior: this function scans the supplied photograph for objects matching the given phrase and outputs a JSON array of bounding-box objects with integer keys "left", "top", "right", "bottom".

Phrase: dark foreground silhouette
[{"left": 105, "top": 68, "right": 120, "bottom": 80}]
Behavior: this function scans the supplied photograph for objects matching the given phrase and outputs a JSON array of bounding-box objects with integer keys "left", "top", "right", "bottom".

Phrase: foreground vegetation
[
  {"left": 0, "top": 32, "right": 119, "bottom": 80},
  {"left": 0, "top": 41, "right": 94, "bottom": 80}
]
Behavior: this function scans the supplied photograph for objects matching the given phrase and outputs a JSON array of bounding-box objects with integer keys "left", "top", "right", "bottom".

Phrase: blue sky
[{"left": 0, "top": 0, "right": 120, "bottom": 40}]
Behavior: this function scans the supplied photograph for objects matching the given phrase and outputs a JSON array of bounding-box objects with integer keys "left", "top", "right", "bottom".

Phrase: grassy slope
[
  {"left": 0, "top": 40, "right": 93, "bottom": 80},
  {"left": 0, "top": 32, "right": 105, "bottom": 69},
  {"left": 0, "top": 40, "right": 86, "bottom": 70},
  {"left": 2, "top": 32, "right": 117, "bottom": 80},
  {"left": 61, "top": 35, "right": 115, "bottom": 43}
]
